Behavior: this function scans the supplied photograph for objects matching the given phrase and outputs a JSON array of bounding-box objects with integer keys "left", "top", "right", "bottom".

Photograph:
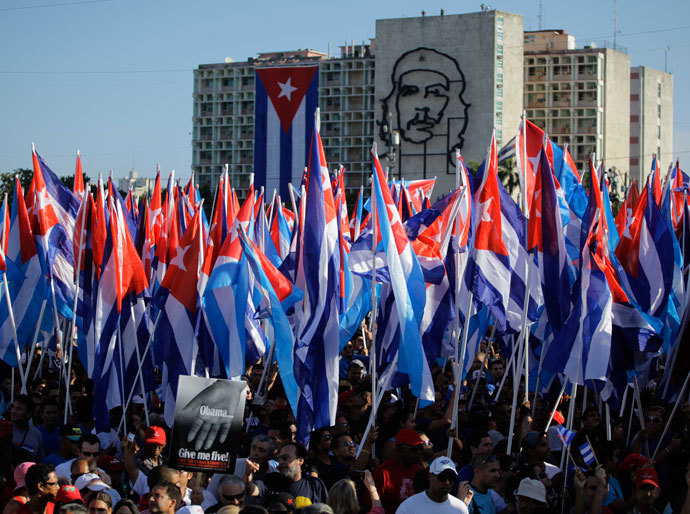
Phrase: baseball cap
[
  {"left": 395, "top": 428, "right": 424, "bottom": 446},
  {"left": 619, "top": 453, "right": 650, "bottom": 471},
  {"left": 60, "top": 424, "right": 83, "bottom": 442},
  {"left": 471, "top": 370, "right": 486, "bottom": 381},
  {"left": 14, "top": 462, "right": 35, "bottom": 490},
  {"left": 177, "top": 507, "right": 204, "bottom": 514},
  {"left": 429, "top": 457, "right": 457, "bottom": 476},
  {"left": 97, "top": 455, "right": 125, "bottom": 473},
  {"left": 516, "top": 478, "right": 547, "bottom": 503},
  {"left": 55, "top": 485, "right": 83, "bottom": 504},
  {"left": 145, "top": 426, "right": 166, "bottom": 446},
  {"left": 634, "top": 468, "right": 660, "bottom": 488},
  {"left": 266, "top": 492, "right": 296, "bottom": 512},
  {"left": 552, "top": 411, "right": 565, "bottom": 425},
  {"left": 349, "top": 359, "right": 365, "bottom": 370},
  {"left": 74, "top": 473, "right": 109, "bottom": 492}
]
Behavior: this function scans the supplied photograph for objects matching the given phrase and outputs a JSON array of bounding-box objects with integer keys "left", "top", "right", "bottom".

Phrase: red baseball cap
[
  {"left": 395, "top": 428, "right": 423, "bottom": 446},
  {"left": 619, "top": 453, "right": 649, "bottom": 472},
  {"left": 56, "top": 485, "right": 83, "bottom": 504},
  {"left": 97, "top": 455, "right": 125, "bottom": 473},
  {"left": 552, "top": 411, "right": 565, "bottom": 425},
  {"left": 144, "top": 426, "right": 166, "bottom": 446},
  {"left": 634, "top": 468, "right": 660, "bottom": 488}
]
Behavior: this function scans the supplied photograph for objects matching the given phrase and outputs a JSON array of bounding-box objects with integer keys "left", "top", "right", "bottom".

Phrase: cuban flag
[
  {"left": 292, "top": 119, "right": 341, "bottom": 443},
  {"left": 73, "top": 150, "right": 85, "bottom": 200},
  {"left": 578, "top": 441, "right": 596, "bottom": 467},
  {"left": 371, "top": 144, "right": 434, "bottom": 405},
  {"left": 254, "top": 66, "right": 318, "bottom": 200},
  {"left": 556, "top": 426, "right": 575, "bottom": 446},
  {"left": 469, "top": 130, "right": 512, "bottom": 333}
]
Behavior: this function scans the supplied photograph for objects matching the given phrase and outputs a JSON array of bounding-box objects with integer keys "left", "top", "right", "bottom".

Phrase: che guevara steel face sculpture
[{"left": 379, "top": 47, "right": 471, "bottom": 174}]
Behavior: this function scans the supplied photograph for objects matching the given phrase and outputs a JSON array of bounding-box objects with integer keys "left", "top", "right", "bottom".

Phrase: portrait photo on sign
[{"left": 169, "top": 375, "right": 246, "bottom": 473}]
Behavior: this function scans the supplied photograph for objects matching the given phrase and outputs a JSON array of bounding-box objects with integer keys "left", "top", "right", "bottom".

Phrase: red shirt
[{"left": 373, "top": 458, "right": 421, "bottom": 514}]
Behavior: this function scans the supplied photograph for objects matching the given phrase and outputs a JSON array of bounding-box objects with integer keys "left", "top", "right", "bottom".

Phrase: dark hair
[
  {"left": 86, "top": 491, "right": 112, "bottom": 510},
  {"left": 152, "top": 481, "right": 181, "bottom": 508},
  {"left": 25, "top": 463, "right": 54, "bottom": 496},
  {"left": 77, "top": 434, "right": 100, "bottom": 450},
  {"left": 13, "top": 394, "right": 34, "bottom": 414},
  {"left": 238, "top": 506, "right": 269, "bottom": 514},
  {"left": 331, "top": 434, "right": 352, "bottom": 452},
  {"left": 42, "top": 398, "right": 60, "bottom": 411},
  {"left": 412, "top": 467, "right": 430, "bottom": 494},
  {"left": 489, "top": 359, "right": 503, "bottom": 368},
  {"left": 71, "top": 457, "right": 96, "bottom": 475},
  {"left": 281, "top": 442, "right": 307, "bottom": 460},
  {"left": 467, "top": 431, "right": 491, "bottom": 450},
  {"left": 112, "top": 498, "right": 139, "bottom": 514},
  {"left": 58, "top": 505, "right": 88, "bottom": 514}
]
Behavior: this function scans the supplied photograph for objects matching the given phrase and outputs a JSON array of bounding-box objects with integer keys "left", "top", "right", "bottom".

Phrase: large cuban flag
[{"left": 254, "top": 66, "right": 318, "bottom": 200}]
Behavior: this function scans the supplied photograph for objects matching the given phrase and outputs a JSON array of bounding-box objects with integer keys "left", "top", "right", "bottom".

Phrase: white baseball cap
[
  {"left": 516, "top": 478, "right": 546, "bottom": 503},
  {"left": 429, "top": 456, "right": 457, "bottom": 476}
]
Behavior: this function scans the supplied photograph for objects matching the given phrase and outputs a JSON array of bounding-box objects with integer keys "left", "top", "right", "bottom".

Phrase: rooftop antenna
[
  {"left": 613, "top": 0, "right": 617, "bottom": 49},
  {"left": 538, "top": 0, "right": 543, "bottom": 30}
]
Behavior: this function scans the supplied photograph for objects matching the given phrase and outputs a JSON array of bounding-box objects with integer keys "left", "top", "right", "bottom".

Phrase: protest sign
[{"left": 168, "top": 375, "right": 246, "bottom": 472}]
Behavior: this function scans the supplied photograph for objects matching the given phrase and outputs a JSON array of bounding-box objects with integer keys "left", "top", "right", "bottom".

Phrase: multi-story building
[
  {"left": 118, "top": 169, "right": 154, "bottom": 198},
  {"left": 192, "top": 10, "right": 524, "bottom": 198},
  {"left": 524, "top": 29, "right": 631, "bottom": 177},
  {"left": 630, "top": 66, "right": 674, "bottom": 184}
]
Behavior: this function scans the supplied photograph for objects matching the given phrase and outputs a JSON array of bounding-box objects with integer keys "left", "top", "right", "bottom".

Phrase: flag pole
[
  {"left": 117, "top": 320, "right": 128, "bottom": 436},
  {"left": 129, "top": 302, "right": 150, "bottom": 427},
  {"left": 651, "top": 369, "right": 690, "bottom": 460},
  {"left": 2, "top": 266, "right": 26, "bottom": 392},
  {"left": 65, "top": 188, "right": 89, "bottom": 424},
  {"left": 117, "top": 310, "right": 163, "bottom": 434},
  {"left": 369, "top": 163, "right": 379, "bottom": 455},
  {"left": 494, "top": 346, "right": 517, "bottom": 400},
  {"left": 559, "top": 383, "right": 578, "bottom": 472},
  {"left": 633, "top": 375, "right": 650, "bottom": 456},
  {"left": 544, "top": 378, "right": 568, "bottom": 432},
  {"left": 468, "top": 330, "right": 494, "bottom": 411},
  {"left": 25, "top": 300, "right": 48, "bottom": 382}
]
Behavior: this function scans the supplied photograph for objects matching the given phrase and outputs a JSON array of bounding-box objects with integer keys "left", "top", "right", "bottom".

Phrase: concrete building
[
  {"left": 524, "top": 30, "right": 631, "bottom": 178},
  {"left": 118, "top": 169, "right": 154, "bottom": 198},
  {"left": 629, "top": 66, "right": 673, "bottom": 184},
  {"left": 191, "top": 9, "right": 524, "bottom": 197}
]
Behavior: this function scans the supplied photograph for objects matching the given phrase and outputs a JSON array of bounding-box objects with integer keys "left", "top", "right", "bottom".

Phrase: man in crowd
[
  {"left": 17, "top": 463, "right": 59, "bottom": 514},
  {"left": 396, "top": 456, "right": 473, "bottom": 513},
  {"left": 232, "top": 434, "right": 276, "bottom": 480},
  {"left": 55, "top": 434, "right": 101, "bottom": 482},
  {"left": 44, "top": 425, "right": 82, "bottom": 466},
  {"left": 468, "top": 453, "right": 502, "bottom": 514},
  {"left": 244, "top": 442, "right": 327, "bottom": 507},
  {"left": 135, "top": 426, "right": 167, "bottom": 476},
  {"left": 148, "top": 481, "right": 182, "bottom": 514},
  {"left": 206, "top": 475, "right": 244, "bottom": 514},
  {"left": 37, "top": 399, "right": 61, "bottom": 457},
  {"left": 11, "top": 395, "right": 45, "bottom": 461},
  {"left": 373, "top": 428, "right": 424, "bottom": 514}
]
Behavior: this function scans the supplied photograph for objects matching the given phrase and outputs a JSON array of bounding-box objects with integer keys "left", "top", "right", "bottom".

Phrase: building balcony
[
  {"left": 550, "top": 125, "right": 571, "bottom": 135},
  {"left": 526, "top": 99, "right": 547, "bottom": 108},
  {"left": 526, "top": 73, "right": 547, "bottom": 82}
]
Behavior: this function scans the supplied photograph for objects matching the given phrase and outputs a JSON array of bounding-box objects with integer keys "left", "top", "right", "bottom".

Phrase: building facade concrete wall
[
  {"left": 630, "top": 66, "right": 673, "bottom": 184},
  {"left": 602, "top": 48, "right": 630, "bottom": 179}
]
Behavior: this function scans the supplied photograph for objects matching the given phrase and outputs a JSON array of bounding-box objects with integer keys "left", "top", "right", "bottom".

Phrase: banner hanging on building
[
  {"left": 168, "top": 376, "right": 247, "bottom": 473},
  {"left": 254, "top": 65, "right": 318, "bottom": 200}
]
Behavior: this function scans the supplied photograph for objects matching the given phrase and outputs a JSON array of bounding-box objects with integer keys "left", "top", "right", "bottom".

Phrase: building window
[
  {"left": 657, "top": 104, "right": 662, "bottom": 117},
  {"left": 630, "top": 157, "right": 639, "bottom": 166},
  {"left": 630, "top": 94, "right": 639, "bottom": 101},
  {"left": 631, "top": 72, "right": 639, "bottom": 80},
  {"left": 630, "top": 114, "right": 639, "bottom": 122},
  {"left": 630, "top": 136, "right": 639, "bottom": 144},
  {"left": 657, "top": 83, "right": 662, "bottom": 97}
]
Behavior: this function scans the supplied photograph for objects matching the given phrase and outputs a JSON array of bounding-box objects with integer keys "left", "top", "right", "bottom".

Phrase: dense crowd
[{"left": 1, "top": 330, "right": 690, "bottom": 514}]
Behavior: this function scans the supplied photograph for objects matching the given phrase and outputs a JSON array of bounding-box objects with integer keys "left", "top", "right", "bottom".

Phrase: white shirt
[
  {"left": 396, "top": 491, "right": 469, "bottom": 514},
  {"left": 130, "top": 472, "right": 216, "bottom": 510}
]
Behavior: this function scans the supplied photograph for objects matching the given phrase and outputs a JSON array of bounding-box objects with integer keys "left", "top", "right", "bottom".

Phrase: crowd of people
[{"left": 1, "top": 331, "right": 690, "bottom": 514}]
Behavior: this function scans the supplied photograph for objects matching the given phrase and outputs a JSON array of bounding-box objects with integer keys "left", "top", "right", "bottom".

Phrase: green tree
[{"left": 0, "top": 168, "right": 33, "bottom": 202}]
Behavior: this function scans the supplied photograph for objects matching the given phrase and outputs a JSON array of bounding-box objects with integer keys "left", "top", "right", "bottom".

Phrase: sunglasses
[
  {"left": 276, "top": 454, "right": 296, "bottom": 462},
  {"left": 44, "top": 481, "right": 59, "bottom": 487},
  {"left": 645, "top": 416, "right": 663, "bottom": 424},
  {"left": 222, "top": 493, "right": 244, "bottom": 502},
  {"left": 82, "top": 451, "right": 100, "bottom": 457},
  {"left": 435, "top": 472, "right": 456, "bottom": 483},
  {"left": 341, "top": 441, "right": 356, "bottom": 448}
]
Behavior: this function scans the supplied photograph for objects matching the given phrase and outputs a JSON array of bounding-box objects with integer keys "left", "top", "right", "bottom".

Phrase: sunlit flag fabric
[
  {"left": 73, "top": 151, "right": 85, "bottom": 200},
  {"left": 155, "top": 208, "right": 205, "bottom": 425},
  {"left": 370, "top": 145, "right": 434, "bottom": 405},
  {"left": 26, "top": 148, "right": 80, "bottom": 320},
  {"left": 292, "top": 122, "right": 341, "bottom": 443},
  {"left": 254, "top": 66, "right": 318, "bottom": 200},
  {"left": 469, "top": 131, "right": 512, "bottom": 333},
  {"left": 0, "top": 178, "right": 51, "bottom": 367}
]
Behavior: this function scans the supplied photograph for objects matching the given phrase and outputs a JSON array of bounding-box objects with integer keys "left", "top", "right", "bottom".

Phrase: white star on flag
[
  {"left": 478, "top": 197, "right": 494, "bottom": 223},
  {"left": 623, "top": 215, "right": 635, "bottom": 239},
  {"left": 277, "top": 77, "right": 298, "bottom": 101},
  {"left": 170, "top": 244, "right": 189, "bottom": 272}
]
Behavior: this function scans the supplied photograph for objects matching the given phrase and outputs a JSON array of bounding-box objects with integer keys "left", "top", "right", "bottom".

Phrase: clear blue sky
[{"left": 1, "top": 0, "right": 688, "bottom": 181}]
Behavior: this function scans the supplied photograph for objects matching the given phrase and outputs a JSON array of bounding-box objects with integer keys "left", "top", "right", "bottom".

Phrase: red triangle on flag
[{"left": 256, "top": 66, "right": 318, "bottom": 133}]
